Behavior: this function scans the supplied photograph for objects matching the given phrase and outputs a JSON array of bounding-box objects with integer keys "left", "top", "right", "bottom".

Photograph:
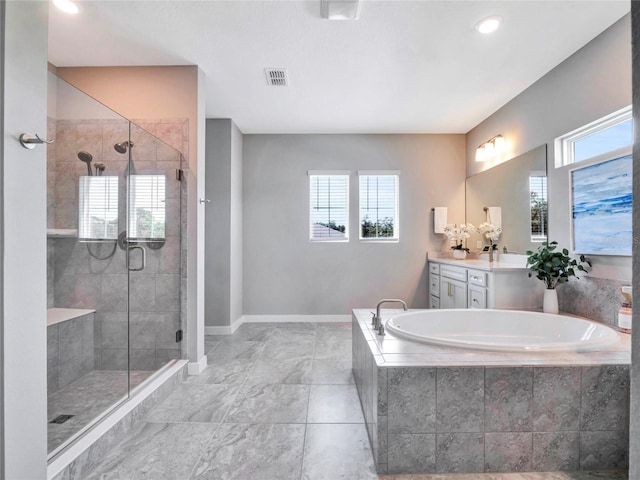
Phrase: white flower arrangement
[
  {"left": 477, "top": 222, "right": 502, "bottom": 247},
  {"left": 443, "top": 223, "right": 475, "bottom": 252}
]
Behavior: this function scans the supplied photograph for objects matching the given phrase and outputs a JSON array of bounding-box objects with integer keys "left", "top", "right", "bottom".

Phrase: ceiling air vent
[{"left": 265, "top": 68, "right": 288, "bottom": 86}]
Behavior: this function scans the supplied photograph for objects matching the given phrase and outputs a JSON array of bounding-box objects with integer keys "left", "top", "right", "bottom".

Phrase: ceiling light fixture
[
  {"left": 476, "top": 135, "right": 505, "bottom": 162},
  {"left": 476, "top": 15, "right": 502, "bottom": 34},
  {"left": 53, "top": 0, "right": 79, "bottom": 14},
  {"left": 321, "top": 0, "right": 361, "bottom": 20}
]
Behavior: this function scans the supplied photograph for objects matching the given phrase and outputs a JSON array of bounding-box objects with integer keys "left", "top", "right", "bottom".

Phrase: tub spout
[{"left": 374, "top": 299, "right": 408, "bottom": 330}]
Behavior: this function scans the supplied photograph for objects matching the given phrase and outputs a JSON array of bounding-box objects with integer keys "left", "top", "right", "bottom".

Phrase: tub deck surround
[
  {"left": 354, "top": 310, "right": 630, "bottom": 367},
  {"left": 352, "top": 310, "right": 630, "bottom": 475}
]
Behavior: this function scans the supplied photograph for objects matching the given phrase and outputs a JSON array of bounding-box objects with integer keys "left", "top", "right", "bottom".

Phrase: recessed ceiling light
[
  {"left": 53, "top": 0, "right": 79, "bottom": 15},
  {"left": 321, "top": 0, "right": 361, "bottom": 20},
  {"left": 476, "top": 15, "right": 502, "bottom": 34}
]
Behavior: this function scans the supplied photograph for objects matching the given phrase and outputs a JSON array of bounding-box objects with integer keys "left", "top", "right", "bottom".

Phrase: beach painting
[{"left": 571, "top": 154, "right": 632, "bottom": 256}]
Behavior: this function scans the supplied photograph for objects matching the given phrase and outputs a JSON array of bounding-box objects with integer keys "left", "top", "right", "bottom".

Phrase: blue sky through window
[{"left": 573, "top": 119, "right": 632, "bottom": 162}]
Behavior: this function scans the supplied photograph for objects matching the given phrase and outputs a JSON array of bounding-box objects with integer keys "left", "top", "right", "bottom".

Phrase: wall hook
[{"left": 19, "top": 133, "right": 55, "bottom": 150}]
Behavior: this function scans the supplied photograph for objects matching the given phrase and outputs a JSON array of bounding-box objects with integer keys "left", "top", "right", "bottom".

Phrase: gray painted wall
[
  {"left": 466, "top": 14, "right": 631, "bottom": 282},
  {"left": 0, "top": 0, "right": 5, "bottom": 474},
  {"left": 629, "top": 4, "right": 639, "bottom": 477},
  {"left": 230, "top": 122, "right": 243, "bottom": 325},
  {"left": 2, "top": 1, "right": 48, "bottom": 477},
  {"left": 243, "top": 134, "right": 466, "bottom": 314},
  {"left": 205, "top": 119, "right": 244, "bottom": 327}
]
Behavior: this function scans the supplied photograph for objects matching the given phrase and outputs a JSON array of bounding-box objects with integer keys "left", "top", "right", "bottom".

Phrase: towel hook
[{"left": 19, "top": 133, "right": 55, "bottom": 150}]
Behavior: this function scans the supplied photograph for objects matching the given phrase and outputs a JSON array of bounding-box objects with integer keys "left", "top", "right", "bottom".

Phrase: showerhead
[
  {"left": 114, "top": 141, "right": 134, "bottom": 154},
  {"left": 77, "top": 151, "right": 93, "bottom": 176}
]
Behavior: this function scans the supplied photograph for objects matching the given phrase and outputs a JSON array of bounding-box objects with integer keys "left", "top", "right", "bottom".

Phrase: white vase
[
  {"left": 452, "top": 249, "right": 467, "bottom": 260},
  {"left": 543, "top": 289, "right": 559, "bottom": 314}
]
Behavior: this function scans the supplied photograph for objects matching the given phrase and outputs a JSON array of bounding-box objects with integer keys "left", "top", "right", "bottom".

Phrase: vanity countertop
[{"left": 427, "top": 255, "right": 529, "bottom": 272}]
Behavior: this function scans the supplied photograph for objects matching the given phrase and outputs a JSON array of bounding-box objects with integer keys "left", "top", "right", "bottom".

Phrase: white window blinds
[
  {"left": 308, "top": 172, "right": 349, "bottom": 241},
  {"left": 128, "top": 175, "right": 166, "bottom": 241},
  {"left": 78, "top": 176, "right": 119, "bottom": 241},
  {"left": 530, "top": 174, "right": 548, "bottom": 242},
  {"left": 358, "top": 172, "right": 399, "bottom": 241}
]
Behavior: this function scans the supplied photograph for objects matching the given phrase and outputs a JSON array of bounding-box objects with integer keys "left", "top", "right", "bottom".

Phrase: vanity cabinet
[
  {"left": 438, "top": 265, "right": 468, "bottom": 309},
  {"left": 440, "top": 277, "right": 467, "bottom": 309},
  {"left": 428, "top": 258, "right": 543, "bottom": 310}
]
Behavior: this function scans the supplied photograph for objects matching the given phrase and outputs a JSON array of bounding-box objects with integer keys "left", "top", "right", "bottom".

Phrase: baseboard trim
[
  {"left": 205, "top": 314, "right": 351, "bottom": 335},
  {"left": 243, "top": 314, "right": 352, "bottom": 323},
  {"left": 187, "top": 355, "right": 208, "bottom": 375},
  {"left": 205, "top": 316, "right": 244, "bottom": 335}
]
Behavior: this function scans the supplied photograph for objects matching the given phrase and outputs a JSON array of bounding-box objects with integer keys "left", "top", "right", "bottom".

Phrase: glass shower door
[
  {"left": 125, "top": 123, "right": 183, "bottom": 390},
  {"left": 47, "top": 73, "right": 185, "bottom": 458}
]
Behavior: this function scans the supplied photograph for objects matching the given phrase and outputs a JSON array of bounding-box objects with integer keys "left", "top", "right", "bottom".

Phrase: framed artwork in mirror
[{"left": 570, "top": 152, "right": 632, "bottom": 256}]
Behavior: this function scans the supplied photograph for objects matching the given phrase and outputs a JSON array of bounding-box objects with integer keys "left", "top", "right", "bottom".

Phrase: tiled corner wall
[
  {"left": 47, "top": 117, "right": 189, "bottom": 371},
  {"left": 353, "top": 318, "right": 630, "bottom": 475},
  {"left": 47, "top": 313, "right": 95, "bottom": 396},
  {"left": 558, "top": 276, "right": 629, "bottom": 326}
]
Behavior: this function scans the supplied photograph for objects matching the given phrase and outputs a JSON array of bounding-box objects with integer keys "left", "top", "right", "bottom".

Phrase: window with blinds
[
  {"left": 308, "top": 171, "right": 349, "bottom": 242},
  {"left": 128, "top": 175, "right": 166, "bottom": 241},
  {"left": 530, "top": 173, "right": 548, "bottom": 242},
  {"left": 78, "top": 176, "right": 119, "bottom": 241},
  {"left": 359, "top": 172, "right": 399, "bottom": 241}
]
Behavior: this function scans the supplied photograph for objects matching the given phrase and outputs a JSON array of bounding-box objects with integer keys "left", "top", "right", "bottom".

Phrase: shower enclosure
[{"left": 46, "top": 72, "right": 187, "bottom": 456}]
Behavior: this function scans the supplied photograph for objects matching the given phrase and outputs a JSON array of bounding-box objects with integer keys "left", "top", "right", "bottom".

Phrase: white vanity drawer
[
  {"left": 468, "top": 284, "right": 487, "bottom": 309},
  {"left": 429, "top": 263, "right": 440, "bottom": 275},
  {"left": 429, "top": 273, "right": 440, "bottom": 297},
  {"left": 440, "top": 265, "right": 467, "bottom": 282},
  {"left": 429, "top": 295, "right": 440, "bottom": 309},
  {"left": 467, "top": 269, "right": 487, "bottom": 287}
]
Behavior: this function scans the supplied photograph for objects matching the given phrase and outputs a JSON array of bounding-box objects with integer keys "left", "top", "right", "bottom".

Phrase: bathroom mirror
[{"left": 465, "top": 144, "right": 548, "bottom": 254}]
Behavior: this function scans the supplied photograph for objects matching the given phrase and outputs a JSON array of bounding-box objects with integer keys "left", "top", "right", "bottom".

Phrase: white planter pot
[
  {"left": 543, "top": 289, "right": 559, "bottom": 314},
  {"left": 452, "top": 250, "right": 467, "bottom": 260}
]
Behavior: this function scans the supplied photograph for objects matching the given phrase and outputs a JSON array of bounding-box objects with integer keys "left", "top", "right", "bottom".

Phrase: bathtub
[{"left": 385, "top": 309, "right": 619, "bottom": 352}]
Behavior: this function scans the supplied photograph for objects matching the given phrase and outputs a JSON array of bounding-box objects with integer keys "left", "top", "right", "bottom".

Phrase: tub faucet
[{"left": 374, "top": 299, "right": 408, "bottom": 331}]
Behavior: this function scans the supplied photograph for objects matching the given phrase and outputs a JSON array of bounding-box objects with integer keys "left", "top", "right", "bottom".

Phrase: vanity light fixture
[
  {"left": 476, "top": 15, "right": 502, "bottom": 34},
  {"left": 53, "top": 0, "right": 79, "bottom": 14},
  {"left": 476, "top": 135, "right": 505, "bottom": 162}
]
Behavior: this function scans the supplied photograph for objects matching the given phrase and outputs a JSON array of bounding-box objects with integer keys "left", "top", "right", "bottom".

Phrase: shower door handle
[{"left": 128, "top": 245, "right": 146, "bottom": 272}]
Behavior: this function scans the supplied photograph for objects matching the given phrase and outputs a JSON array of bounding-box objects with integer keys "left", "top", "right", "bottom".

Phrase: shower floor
[{"left": 48, "top": 370, "right": 154, "bottom": 453}]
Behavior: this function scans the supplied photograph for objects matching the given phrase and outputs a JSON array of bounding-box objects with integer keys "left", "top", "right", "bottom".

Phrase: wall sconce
[{"left": 476, "top": 135, "right": 505, "bottom": 162}]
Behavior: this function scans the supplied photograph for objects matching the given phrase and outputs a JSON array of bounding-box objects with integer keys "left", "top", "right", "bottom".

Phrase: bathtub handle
[{"left": 128, "top": 245, "right": 146, "bottom": 272}]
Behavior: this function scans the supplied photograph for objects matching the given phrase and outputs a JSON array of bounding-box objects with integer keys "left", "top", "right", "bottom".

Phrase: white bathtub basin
[{"left": 385, "top": 309, "right": 620, "bottom": 352}]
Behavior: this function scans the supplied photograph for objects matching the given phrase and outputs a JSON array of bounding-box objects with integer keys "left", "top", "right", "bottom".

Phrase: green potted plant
[{"left": 525, "top": 241, "right": 591, "bottom": 314}]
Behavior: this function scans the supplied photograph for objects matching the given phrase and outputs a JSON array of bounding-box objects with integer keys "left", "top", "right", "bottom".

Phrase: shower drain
[{"left": 49, "top": 414, "right": 74, "bottom": 425}]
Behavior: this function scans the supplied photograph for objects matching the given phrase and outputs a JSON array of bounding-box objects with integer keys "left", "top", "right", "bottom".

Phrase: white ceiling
[{"left": 48, "top": 1, "right": 630, "bottom": 134}]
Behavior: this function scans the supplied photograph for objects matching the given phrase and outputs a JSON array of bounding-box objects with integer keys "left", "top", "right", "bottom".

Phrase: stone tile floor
[
  {"left": 48, "top": 370, "right": 153, "bottom": 452},
  {"left": 81, "top": 323, "right": 628, "bottom": 479}
]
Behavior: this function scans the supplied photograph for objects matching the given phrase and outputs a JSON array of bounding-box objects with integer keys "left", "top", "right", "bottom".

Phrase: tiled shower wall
[{"left": 47, "top": 117, "right": 189, "bottom": 371}]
